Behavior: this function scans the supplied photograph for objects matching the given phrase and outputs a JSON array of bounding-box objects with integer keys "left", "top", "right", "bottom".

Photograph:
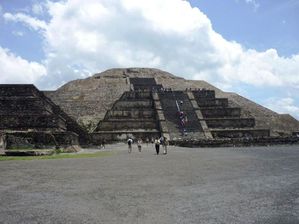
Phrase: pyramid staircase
[{"left": 157, "top": 91, "right": 205, "bottom": 140}]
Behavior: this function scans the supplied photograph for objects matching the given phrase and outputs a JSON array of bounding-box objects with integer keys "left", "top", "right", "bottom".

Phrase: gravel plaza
[{"left": 0, "top": 144, "right": 299, "bottom": 224}]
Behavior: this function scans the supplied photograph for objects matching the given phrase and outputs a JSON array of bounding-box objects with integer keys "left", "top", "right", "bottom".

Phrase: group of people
[{"left": 127, "top": 136, "right": 169, "bottom": 155}]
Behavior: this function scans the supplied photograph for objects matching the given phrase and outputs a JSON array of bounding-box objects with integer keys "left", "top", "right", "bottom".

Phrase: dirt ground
[{"left": 0, "top": 144, "right": 299, "bottom": 224}]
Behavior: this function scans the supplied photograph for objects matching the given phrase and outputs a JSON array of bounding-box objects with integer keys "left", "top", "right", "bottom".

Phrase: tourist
[
  {"left": 154, "top": 137, "right": 160, "bottom": 155},
  {"left": 127, "top": 138, "right": 133, "bottom": 153},
  {"left": 146, "top": 137, "right": 149, "bottom": 146},
  {"left": 184, "top": 114, "right": 188, "bottom": 124},
  {"left": 137, "top": 138, "right": 142, "bottom": 152},
  {"left": 101, "top": 139, "right": 106, "bottom": 149},
  {"left": 151, "top": 137, "right": 154, "bottom": 144},
  {"left": 159, "top": 136, "right": 164, "bottom": 145},
  {"left": 163, "top": 137, "right": 169, "bottom": 155}
]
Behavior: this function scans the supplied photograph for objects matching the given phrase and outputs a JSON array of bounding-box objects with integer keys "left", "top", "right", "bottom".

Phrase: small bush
[{"left": 54, "top": 148, "right": 63, "bottom": 154}]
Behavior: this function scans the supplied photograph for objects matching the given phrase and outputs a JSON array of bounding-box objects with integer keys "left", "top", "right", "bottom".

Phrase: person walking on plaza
[
  {"left": 163, "top": 137, "right": 169, "bottom": 155},
  {"left": 127, "top": 137, "right": 133, "bottom": 153},
  {"left": 137, "top": 138, "right": 142, "bottom": 152},
  {"left": 154, "top": 137, "right": 160, "bottom": 155},
  {"left": 151, "top": 137, "right": 154, "bottom": 144},
  {"left": 100, "top": 139, "right": 106, "bottom": 149},
  {"left": 145, "top": 137, "right": 149, "bottom": 146},
  {"left": 159, "top": 136, "right": 164, "bottom": 145}
]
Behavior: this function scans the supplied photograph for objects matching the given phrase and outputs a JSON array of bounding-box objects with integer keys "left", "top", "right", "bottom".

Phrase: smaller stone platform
[{"left": 0, "top": 84, "right": 83, "bottom": 150}]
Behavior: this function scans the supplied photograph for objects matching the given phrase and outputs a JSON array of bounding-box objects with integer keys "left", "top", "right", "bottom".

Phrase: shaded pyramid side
[{"left": 0, "top": 84, "right": 89, "bottom": 147}]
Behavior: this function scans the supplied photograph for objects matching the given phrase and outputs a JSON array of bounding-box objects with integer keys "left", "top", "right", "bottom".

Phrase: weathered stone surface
[
  {"left": 93, "top": 78, "right": 161, "bottom": 141},
  {"left": 45, "top": 68, "right": 299, "bottom": 136},
  {"left": 0, "top": 133, "right": 6, "bottom": 154},
  {"left": 0, "top": 84, "right": 85, "bottom": 148}
]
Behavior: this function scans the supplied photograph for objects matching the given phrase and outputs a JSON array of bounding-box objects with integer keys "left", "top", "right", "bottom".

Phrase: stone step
[
  {"left": 107, "top": 110, "right": 156, "bottom": 119},
  {"left": 0, "top": 115, "right": 66, "bottom": 130},
  {"left": 200, "top": 107, "right": 241, "bottom": 118},
  {"left": 204, "top": 118, "right": 255, "bottom": 128},
  {"left": 196, "top": 98, "right": 228, "bottom": 107},
  {"left": 0, "top": 99, "right": 54, "bottom": 114},
  {"left": 94, "top": 129, "right": 159, "bottom": 133},
  {"left": 98, "top": 120, "right": 158, "bottom": 131},
  {"left": 113, "top": 100, "right": 154, "bottom": 109},
  {"left": 192, "top": 90, "right": 215, "bottom": 98},
  {"left": 0, "top": 84, "right": 37, "bottom": 97},
  {"left": 120, "top": 91, "right": 152, "bottom": 100}
]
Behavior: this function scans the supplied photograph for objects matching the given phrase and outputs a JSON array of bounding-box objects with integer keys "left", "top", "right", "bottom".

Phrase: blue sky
[
  {"left": 192, "top": 0, "right": 299, "bottom": 57},
  {"left": 0, "top": 0, "right": 299, "bottom": 119}
]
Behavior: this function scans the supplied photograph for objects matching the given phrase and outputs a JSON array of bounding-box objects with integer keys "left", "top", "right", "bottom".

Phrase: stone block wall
[
  {"left": 211, "top": 129, "right": 270, "bottom": 138},
  {"left": 99, "top": 120, "right": 158, "bottom": 130},
  {"left": 196, "top": 98, "right": 228, "bottom": 107},
  {"left": 0, "top": 115, "right": 66, "bottom": 131},
  {"left": 0, "top": 85, "right": 37, "bottom": 96},
  {"left": 107, "top": 110, "right": 155, "bottom": 119},
  {"left": 120, "top": 91, "right": 152, "bottom": 100},
  {"left": 113, "top": 100, "right": 153, "bottom": 109},
  {"left": 0, "top": 85, "right": 67, "bottom": 132},
  {"left": 200, "top": 108, "right": 241, "bottom": 118},
  {"left": 94, "top": 86, "right": 160, "bottom": 142},
  {"left": 192, "top": 89, "right": 215, "bottom": 99},
  {"left": 5, "top": 131, "right": 79, "bottom": 149},
  {"left": 205, "top": 118, "right": 255, "bottom": 129},
  {"left": 0, "top": 84, "right": 83, "bottom": 147},
  {"left": 0, "top": 133, "right": 6, "bottom": 152},
  {"left": 0, "top": 98, "right": 53, "bottom": 115},
  {"left": 191, "top": 89, "right": 270, "bottom": 139}
]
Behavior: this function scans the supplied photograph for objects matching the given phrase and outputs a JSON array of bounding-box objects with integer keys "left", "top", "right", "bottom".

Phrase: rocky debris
[{"left": 172, "top": 136, "right": 299, "bottom": 148}]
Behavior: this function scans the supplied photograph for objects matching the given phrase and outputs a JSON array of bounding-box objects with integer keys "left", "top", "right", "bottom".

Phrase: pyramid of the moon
[
  {"left": 42, "top": 68, "right": 299, "bottom": 142},
  {"left": 1, "top": 67, "right": 299, "bottom": 148}
]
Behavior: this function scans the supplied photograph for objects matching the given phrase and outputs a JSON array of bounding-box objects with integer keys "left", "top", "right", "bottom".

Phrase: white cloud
[
  {"left": 265, "top": 97, "right": 299, "bottom": 119},
  {"left": 32, "top": 3, "right": 45, "bottom": 15},
  {"left": 3, "top": 12, "right": 47, "bottom": 31},
  {"left": 236, "top": 0, "right": 260, "bottom": 11},
  {"left": 2, "top": 0, "right": 299, "bottom": 93},
  {"left": 245, "top": 0, "right": 260, "bottom": 10},
  {"left": 0, "top": 46, "right": 46, "bottom": 84},
  {"left": 12, "top": 30, "right": 24, "bottom": 36}
]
